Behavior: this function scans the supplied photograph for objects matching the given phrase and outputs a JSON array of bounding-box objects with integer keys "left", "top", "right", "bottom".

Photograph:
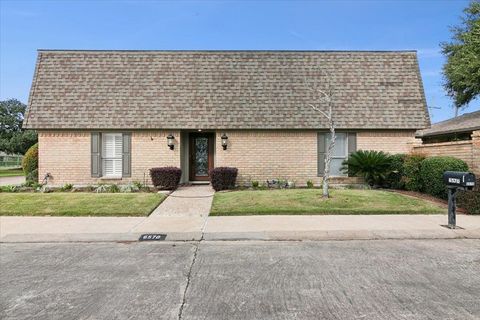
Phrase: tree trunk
[{"left": 322, "top": 121, "right": 335, "bottom": 198}]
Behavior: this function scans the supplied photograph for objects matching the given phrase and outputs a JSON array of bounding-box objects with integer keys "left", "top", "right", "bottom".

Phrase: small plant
[
  {"left": 210, "top": 167, "right": 238, "bottom": 191},
  {"left": 108, "top": 184, "right": 120, "bottom": 193},
  {"left": 251, "top": 180, "right": 259, "bottom": 188},
  {"left": 306, "top": 180, "right": 314, "bottom": 188},
  {"left": 120, "top": 183, "right": 140, "bottom": 193},
  {"left": 60, "top": 183, "right": 74, "bottom": 192},
  {"left": 150, "top": 167, "right": 182, "bottom": 190},
  {"left": 132, "top": 181, "right": 145, "bottom": 190},
  {"left": 341, "top": 150, "right": 392, "bottom": 187},
  {"left": 95, "top": 184, "right": 110, "bottom": 193},
  {"left": 0, "top": 185, "right": 18, "bottom": 193}
]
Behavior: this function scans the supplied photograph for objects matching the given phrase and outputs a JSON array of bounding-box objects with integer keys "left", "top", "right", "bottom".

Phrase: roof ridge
[
  {"left": 431, "top": 109, "right": 480, "bottom": 126},
  {"left": 37, "top": 49, "right": 418, "bottom": 53}
]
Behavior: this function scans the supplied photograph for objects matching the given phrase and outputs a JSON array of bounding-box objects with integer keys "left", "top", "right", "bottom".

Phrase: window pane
[
  {"left": 330, "top": 158, "right": 346, "bottom": 176},
  {"left": 326, "top": 133, "right": 347, "bottom": 157}
]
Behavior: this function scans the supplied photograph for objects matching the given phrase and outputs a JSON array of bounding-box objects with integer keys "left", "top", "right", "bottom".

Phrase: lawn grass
[
  {"left": 0, "top": 193, "right": 166, "bottom": 216},
  {"left": 0, "top": 168, "right": 24, "bottom": 177},
  {"left": 210, "top": 189, "right": 446, "bottom": 216}
]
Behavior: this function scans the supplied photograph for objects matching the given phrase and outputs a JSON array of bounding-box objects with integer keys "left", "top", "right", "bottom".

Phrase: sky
[{"left": 1, "top": 0, "right": 478, "bottom": 124}]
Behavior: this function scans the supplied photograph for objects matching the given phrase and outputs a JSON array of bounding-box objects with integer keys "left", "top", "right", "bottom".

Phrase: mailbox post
[{"left": 442, "top": 171, "right": 476, "bottom": 229}]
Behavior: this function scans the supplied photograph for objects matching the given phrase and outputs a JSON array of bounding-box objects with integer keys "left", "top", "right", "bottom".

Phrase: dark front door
[{"left": 189, "top": 133, "right": 214, "bottom": 181}]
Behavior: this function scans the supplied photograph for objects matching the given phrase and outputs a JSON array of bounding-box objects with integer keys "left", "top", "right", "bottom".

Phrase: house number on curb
[{"left": 139, "top": 234, "right": 167, "bottom": 241}]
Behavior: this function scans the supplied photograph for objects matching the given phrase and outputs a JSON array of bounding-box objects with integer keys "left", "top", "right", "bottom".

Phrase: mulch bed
[{"left": 387, "top": 189, "right": 466, "bottom": 214}]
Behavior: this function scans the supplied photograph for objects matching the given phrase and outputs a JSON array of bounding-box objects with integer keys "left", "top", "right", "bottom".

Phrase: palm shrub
[
  {"left": 403, "top": 153, "right": 426, "bottom": 191},
  {"left": 341, "top": 150, "right": 391, "bottom": 187},
  {"left": 419, "top": 156, "right": 469, "bottom": 199}
]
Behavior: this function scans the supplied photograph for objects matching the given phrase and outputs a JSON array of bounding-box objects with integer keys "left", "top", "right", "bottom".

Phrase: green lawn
[
  {"left": 210, "top": 189, "right": 446, "bottom": 216},
  {"left": 0, "top": 193, "right": 165, "bottom": 216},
  {"left": 0, "top": 168, "right": 24, "bottom": 177}
]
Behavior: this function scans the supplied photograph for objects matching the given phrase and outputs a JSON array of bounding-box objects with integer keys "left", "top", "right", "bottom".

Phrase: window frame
[{"left": 327, "top": 132, "right": 349, "bottom": 177}]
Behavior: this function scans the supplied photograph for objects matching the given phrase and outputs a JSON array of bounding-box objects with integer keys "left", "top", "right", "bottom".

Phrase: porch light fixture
[
  {"left": 167, "top": 134, "right": 175, "bottom": 150},
  {"left": 221, "top": 133, "right": 228, "bottom": 150}
]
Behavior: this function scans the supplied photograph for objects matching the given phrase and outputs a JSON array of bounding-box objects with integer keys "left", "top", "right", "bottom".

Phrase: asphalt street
[{"left": 1, "top": 239, "right": 479, "bottom": 320}]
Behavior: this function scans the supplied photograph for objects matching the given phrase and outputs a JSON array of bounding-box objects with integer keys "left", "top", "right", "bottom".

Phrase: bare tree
[{"left": 304, "top": 76, "right": 335, "bottom": 198}]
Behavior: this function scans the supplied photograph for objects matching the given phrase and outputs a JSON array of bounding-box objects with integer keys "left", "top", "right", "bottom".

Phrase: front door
[{"left": 189, "top": 133, "right": 214, "bottom": 181}]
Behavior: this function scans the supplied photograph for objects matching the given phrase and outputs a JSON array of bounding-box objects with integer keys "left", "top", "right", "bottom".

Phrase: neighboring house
[
  {"left": 24, "top": 50, "right": 430, "bottom": 186},
  {"left": 415, "top": 110, "right": 480, "bottom": 174}
]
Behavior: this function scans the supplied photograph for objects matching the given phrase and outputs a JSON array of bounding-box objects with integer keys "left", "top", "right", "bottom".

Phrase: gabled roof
[
  {"left": 24, "top": 50, "right": 430, "bottom": 130},
  {"left": 416, "top": 110, "right": 480, "bottom": 137}
]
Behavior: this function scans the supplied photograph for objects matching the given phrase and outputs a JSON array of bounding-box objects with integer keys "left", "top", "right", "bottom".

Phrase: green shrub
[
  {"left": 419, "top": 156, "right": 469, "bottom": 199},
  {"left": 306, "top": 180, "right": 314, "bottom": 188},
  {"left": 458, "top": 177, "right": 480, "bottom": 215},
  {"left": 25, "top": 169, "right": 38, "bottom": 186},
  {"left": 22, "top": 143, "right": 38, "bottom": 184},
  {"left": 251, "top": 180, "right": 259, "bottom": 188},
  {"left": 341, "top": 150, "right": 391, "bottom": 186},
  {"left": 404, "top": 153, "right": 426, "bottom": 191},
  {"left": 60, "top": 183, "right": 73, "bottom": 192},
  {"left": 385, "top": 154, "right": 406, "bottom": 189}
]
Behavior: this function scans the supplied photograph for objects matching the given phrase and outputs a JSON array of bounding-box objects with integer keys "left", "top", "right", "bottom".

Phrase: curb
[{"left": 2, "top": 229, "right": 479, "bottom": 243}]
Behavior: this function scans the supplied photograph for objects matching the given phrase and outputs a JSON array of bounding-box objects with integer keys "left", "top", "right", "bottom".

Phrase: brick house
[{"left": 24, "top": 50, "right": 430, "bottom": 186}]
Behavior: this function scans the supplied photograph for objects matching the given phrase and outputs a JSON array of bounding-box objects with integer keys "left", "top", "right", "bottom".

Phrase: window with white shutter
[{"left": 102, "top": 133, "right": 123, "bottom": 178}]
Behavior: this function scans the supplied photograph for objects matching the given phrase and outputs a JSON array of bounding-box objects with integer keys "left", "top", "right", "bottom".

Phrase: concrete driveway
[
  {"left": 1, "top": 239, "right": 479, "bottom": 319},
  {"left": 0, "top": 175, "right": 25, "bottom": 186}
]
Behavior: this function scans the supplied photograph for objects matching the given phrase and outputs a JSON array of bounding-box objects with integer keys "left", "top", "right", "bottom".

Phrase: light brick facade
[
  {"left": 39, "top": 129, "right": 417, "bottom": 186},
  {"left": 39, "top": 130, "right": 181, "bottom": 186},
  {"left": 215, "top": 130, "right": 416, "bottom": 186}
]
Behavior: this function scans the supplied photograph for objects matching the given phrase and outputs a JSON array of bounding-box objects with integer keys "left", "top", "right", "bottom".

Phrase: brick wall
[
  {"left": 472, "top": 130, "right": 480, "bottom": 174},
  {"left": 413, "top": 140, "right": 476, "bottom": 173},
  {"left": 38, "top": 130, "right": 180, "bottom": 186},
  {"left": 357, "top": 131, "right": 417, "bottom": 154},
  {"left": 215, "top": 130, "right": 416, "bottom": 186}
]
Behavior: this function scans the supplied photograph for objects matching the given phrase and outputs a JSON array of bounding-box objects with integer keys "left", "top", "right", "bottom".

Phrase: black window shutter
[
  {"left": 91, "top": 132, "right": 102, "bottom": 177},
  {"left": 122, "top": 133, "right": 132, "bottom": 178},
  {"left": 317, "top": 132, "right": 326, "bottom": 176}
]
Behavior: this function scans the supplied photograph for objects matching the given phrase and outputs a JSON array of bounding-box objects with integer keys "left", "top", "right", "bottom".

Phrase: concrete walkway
[
  {"left": 1, "top": 214, "right": 479, "bottom": 242},
  {"left": 150, "top": 185, "right": 214, "bottom": 218}
]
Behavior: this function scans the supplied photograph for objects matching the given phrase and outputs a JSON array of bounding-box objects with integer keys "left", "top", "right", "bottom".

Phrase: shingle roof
[
  {"left": 24, "top": 50, "right": 430, "bottom": 130},
  {"left": 416, "top": 110, "right": 480, "bottom": 137}
]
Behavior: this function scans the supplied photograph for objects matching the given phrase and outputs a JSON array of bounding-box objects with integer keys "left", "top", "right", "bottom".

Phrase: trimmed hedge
[
  {"left": 385, "top": 153, "right": 406, "bottom": 189},
  {"left": 22, "top": 143, "right": 38, "bottom": 184},
  {"left": 404, "top": 153, "right": 426, "bottom": 192},
  {"left": 419, "top": 156, "right": 469, "bottom": 199},
  {"left": 210, "top": 167, "right": 238, "bottom": 191},
  {"left": 149, "top": 167, "right": 182, "bottom": 190},
  {"left": 458, "top": 177, "right": 480, "bottom": 215}
]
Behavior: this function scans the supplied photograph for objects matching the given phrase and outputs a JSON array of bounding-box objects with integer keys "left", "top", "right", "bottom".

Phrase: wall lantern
[
  {"left": 221, "top": 133, "right": 228, "bottom": 150},
  {"left": 167, "top": 134, "right": 175, "bottom": 150}
]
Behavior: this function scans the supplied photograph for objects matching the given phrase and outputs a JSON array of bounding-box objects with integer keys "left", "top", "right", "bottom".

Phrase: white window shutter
[{"left": 102, "top": 133, "right": 123, "bottom": 177}]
